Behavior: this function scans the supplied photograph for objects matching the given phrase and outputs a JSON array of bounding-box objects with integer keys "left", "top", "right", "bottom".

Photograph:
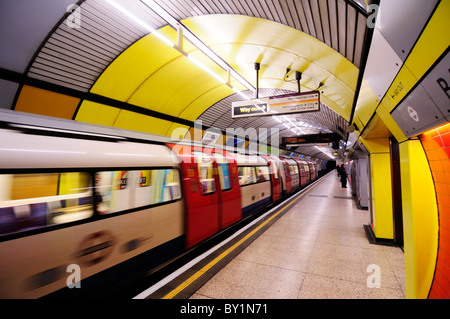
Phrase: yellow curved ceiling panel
[
  {"left": 182, "top": 15, "right": 359, "bottom": 121},
  {"left": 177, "top": 85, "right": 235, "bottom": 121},
  {"left": 90, "top": 26, "right": 194, "bottom": 102},
  {"left": 128, "top": 50, "right": 230, "bottom": 118},
  {"left": 86, "top": 14, "right": 360, "bottom": 137},
  {"left": 166, "top": 122, "right": 190, "bottom": 139},
  {"left": 114, "top": 110, "right": 173, "bottom": 135},
  {"left": 75, "top": 100, "right": 120, "bottom": 126}
]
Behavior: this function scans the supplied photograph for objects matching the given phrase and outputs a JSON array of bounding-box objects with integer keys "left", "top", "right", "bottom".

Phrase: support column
[{"left": 362, "top": 137, "right": 394, "bottom": 240}]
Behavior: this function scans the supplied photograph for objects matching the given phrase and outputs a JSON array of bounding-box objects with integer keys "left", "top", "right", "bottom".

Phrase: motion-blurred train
[{"left": 0, "top": 111, "right": 320, "bottom": 298}]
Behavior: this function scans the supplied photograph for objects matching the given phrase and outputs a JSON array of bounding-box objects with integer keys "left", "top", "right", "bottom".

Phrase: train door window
[
  {"left": 212, "top": 153, "right": 232, "bottom": 191},
  {"left": 256, "top": 166, "right": 270, "bottom": 182},
  {"left": 0, "top": 172, "right": 93, "bottom": 236},
  {"left": 304, "top": 163, "right": 310, "bottom": 172},
  {"left": 238, "top": 166, "right": 257, "bottom": 185},
  {"left": 192, "top": 151, "right": 215, "bottom": 194}
]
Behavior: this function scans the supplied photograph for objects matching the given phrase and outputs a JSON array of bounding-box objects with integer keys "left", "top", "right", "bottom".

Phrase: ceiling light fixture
[
  {"left": 105, "top": 0, "right": 174, "bottom": 47},
  {"left": 141, "top": 0, "right": 255, "bottom": 92}
]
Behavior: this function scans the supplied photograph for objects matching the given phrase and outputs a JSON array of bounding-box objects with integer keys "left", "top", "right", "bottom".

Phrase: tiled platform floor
[{"left": 191, "top": 173, "right": 405, "bottom": 299}]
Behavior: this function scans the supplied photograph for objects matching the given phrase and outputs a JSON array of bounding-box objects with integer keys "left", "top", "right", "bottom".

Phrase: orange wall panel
[
  {"left": 15, "top": 85, "right": 80, "bottom": 119},
  {"left": 420, "top": 122, "right": 450, "bottom": 299}
]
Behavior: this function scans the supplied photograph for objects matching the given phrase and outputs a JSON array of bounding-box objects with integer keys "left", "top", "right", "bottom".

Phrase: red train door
[
  {"left": 262, "top": 156, "right": 281, "bottom": 202},
  {"left": 281, "top": 159, "right": 292, "bottom": 195},
  {"left": 308, "top": 162, "right": 315, "bottom": 181},
  {"left": 295, "top": 159, "right": 307, "bottom": 187},
  {"left": 211, "top": 149, "right": 241, "bottom": 229},
  {"left": 168, "top": 144, "right": 220, "bottom": 248}
]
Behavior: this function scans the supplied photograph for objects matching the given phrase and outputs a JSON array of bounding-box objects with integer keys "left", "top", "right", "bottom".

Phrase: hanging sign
[{"left": 231, "top": 92, "right": 320, "bottom": 118}]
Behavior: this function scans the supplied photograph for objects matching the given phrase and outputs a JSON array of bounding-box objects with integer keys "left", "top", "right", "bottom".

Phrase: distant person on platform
[{"left": 338, "top": 164, "right": 347, "bottom": 188}]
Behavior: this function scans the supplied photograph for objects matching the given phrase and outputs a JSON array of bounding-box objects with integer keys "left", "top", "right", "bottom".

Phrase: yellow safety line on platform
[{"left": 162, "top": 179, "right": 323, "bottom": 299}]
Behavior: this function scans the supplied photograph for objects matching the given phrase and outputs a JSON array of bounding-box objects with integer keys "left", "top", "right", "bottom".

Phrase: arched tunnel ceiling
[{"left": 0, "top": 0, "right": 371, "bottom": 160}]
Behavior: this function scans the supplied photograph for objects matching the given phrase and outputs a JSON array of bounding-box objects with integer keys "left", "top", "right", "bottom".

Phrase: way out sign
[{"left": 231, "top": 92, "right": 320, "bottom": 118}]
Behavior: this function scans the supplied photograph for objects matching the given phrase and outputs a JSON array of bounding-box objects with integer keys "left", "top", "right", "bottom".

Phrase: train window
[
  {"left": 95, "top": 169, "right": 181, "bottom": 214},
  {"left": 289, "top": 164, "right": 299, "bottom": 175},
  {"left": 256, "top": 166, "right": 270, "bottom": 182},
  {"left": 304, "top": 163, "right": 310, "bottom": 172},
  {"left": 283, "top": 162, "right": 289, "bottom": 175},
  {"left": 192, "top": 151, "right": 215, "bottom": 194},
  {"left": 238, "top": 167, "right": 257, "bottom": 185},
  {"left": 0, "top": 172, "right": 93, "bottom": 236},
  {"left": 213, "top": 153, "right": 232, "bottom": 191}
]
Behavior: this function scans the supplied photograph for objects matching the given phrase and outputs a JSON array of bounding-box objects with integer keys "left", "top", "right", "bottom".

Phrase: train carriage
[
  {"left": 167, "top": 144, "right": 241, "bottom": 248},
  {"left": 0, "top": 110, "right": 324, "bottom": 298},
  {"left": 233, "top": 153, "right": 272, "bottom": 217},
  {"left": 284, "top": 158, "right": 300, "bottom": 192},
  {"left": 0, "top": 127, "right": 184, "bottom": 298}
]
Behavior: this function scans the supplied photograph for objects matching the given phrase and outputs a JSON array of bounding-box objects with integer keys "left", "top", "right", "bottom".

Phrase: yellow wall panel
[
  {"left": 15, "top": 85, "right": 80, "bottom": 119},
  {"left": 376, "top": 100, "right": 408, "bottom": 143},
  {"left": 354, "top": 79, "right": 379, "bottom": 126},
  {"left": 369, "top": 152, "right": 394, "bottom": 240},
  {"left": 166, "top": 123, "right": 190, "bottom": 140},
  {"left": 361, "top": 137, "right": 390, "bottom": 154},
  {"left": 74, "top": 100, "right": 120, "bottom": 126},
  {"left": 384, "top": 65, "right": 418, "bottom": 109},
  {"left": 403, "top": 0, "right": 450, "bottom": 80},
  {"left": 399, "top": 140, "right": 438, "bottom": 299},
  {"left": 114, "top": 110, "right": 173, "bottom": 136}
]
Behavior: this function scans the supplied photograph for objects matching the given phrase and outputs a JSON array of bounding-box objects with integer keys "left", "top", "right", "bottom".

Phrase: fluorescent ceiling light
[
  {"left": 187, "top": 54, "right": 226, "bottom": 84},
  {"left": 105, "top": 0, "right": 174, "bottom": 47},
  {"left": 232, "top": 87, "right": 250, "bottom": 100},
  {"left": 142, "top": 0, "right": 255, "bottom": 92}
]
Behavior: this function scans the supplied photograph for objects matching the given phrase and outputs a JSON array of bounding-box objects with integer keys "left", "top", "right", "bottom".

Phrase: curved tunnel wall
[{"left": 420, "top": 123, "right": 450, "bottom": 299}]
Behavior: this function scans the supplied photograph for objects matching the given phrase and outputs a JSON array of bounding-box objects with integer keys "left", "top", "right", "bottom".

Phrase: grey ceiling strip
[
  {"left": 301, "top": 0, "right": 316, "bottom": 39},
  {"left": 38, "top": 46, "right": 103, "bottom": 74},
  {"left": 319, "top": 0, "right": 332, "bottom": 47},
  {"left": 27, "top": 69, "right": 92, "bottom": 91},
  {"left": 31, "top": 57, "right": 97, "bottom": 83},
  {"left": 328, "top": 0, "right": 339, "bottom": 51},
  {"left": 346, "top": 4, "right": 356, "bottom": 64},
  {"left": 353, "top": 13, "right": 366, "bottom": 68},
  {"left": 337, "top": 0, "right": 347, "bottom": 57},
  {"left": 310, "top": 0, "right": 324, "bottom": 43},
  {"left": 286, "top": 0, "right": 302, "bottom": 31},
  {"left": 279, "top": 0, "right": 295, "bottom": 28},
  {"left": 33, "top": 54, "right": 99, "bottom": 78}
]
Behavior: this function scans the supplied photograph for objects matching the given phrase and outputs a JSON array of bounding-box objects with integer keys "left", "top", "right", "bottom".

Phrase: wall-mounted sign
[
  {"left": 391, "top": 50, "right": 449, "bottom": 138},
  {"left": 231, "top": 92, "right": 320, "bottom": 118},
  {"left": 281, "top": 133, "right": 341, "bottom": 146}
]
